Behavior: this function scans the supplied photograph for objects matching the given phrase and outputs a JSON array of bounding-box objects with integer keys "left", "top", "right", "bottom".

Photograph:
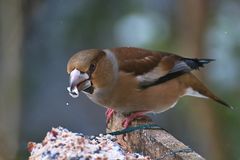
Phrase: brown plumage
[
  {"left": 112, "top": 47, "right": 177, "bottom": 76},
  {"left": 67, "top": 47, "right": 232, "bottom": 127}
]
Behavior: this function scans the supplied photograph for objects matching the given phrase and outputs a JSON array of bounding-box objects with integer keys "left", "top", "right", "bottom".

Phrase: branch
[{"left": 106, "top": 112, "right": 205, "bottom": 160}]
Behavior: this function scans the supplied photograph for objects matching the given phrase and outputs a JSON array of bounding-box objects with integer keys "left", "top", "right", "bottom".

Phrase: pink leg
[
  {"left": 105, "top": 108, "right": 116, "bottom": 123},
  {"left": 122, "top": 111, "right": 148, "bottom": 128}
]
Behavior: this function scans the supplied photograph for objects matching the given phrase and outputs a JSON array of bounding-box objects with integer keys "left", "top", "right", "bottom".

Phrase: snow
[
  {"left": 28, "top": 127, "right": 150, "bottom": 160},
  {"left": 67, "top": 86, "right": 79, "bottom": 98}
]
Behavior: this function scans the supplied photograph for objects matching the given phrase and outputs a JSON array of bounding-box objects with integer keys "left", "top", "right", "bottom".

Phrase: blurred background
[{"left": 0, "top": 0, "right": 240, "bottom": 159}]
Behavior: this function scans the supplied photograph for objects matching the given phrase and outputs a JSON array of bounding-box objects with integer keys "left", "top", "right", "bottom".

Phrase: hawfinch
[{"left": 67, "top": 47, "right": 232, "bottom": 128}]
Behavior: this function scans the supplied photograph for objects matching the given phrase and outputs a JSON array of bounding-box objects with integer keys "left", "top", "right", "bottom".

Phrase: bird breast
[{"left": 85, "top": 71, "right": 186, "bottom": 114}]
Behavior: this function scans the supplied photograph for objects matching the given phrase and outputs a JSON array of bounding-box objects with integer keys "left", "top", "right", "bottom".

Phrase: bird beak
[{"left": 67, "top": 69, "right": 91, "bottom": 98}]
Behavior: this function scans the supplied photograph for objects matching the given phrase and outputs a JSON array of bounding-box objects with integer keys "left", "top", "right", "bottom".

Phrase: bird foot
[
  {"left": 122, "top": 111, "right": 148, "bottom": 128},
  {"left": 105, "top": 108, "right": 116, "bottom": 124}
]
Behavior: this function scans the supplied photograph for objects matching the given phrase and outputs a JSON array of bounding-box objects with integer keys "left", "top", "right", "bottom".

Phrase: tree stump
[{"left": 107, "top": 112, "right": 205, "bottom": 160}]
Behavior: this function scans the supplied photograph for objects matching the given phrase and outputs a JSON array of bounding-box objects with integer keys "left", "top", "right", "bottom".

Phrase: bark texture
[{"left": 107, "top": 113, "right": 205, "bottom": 160}]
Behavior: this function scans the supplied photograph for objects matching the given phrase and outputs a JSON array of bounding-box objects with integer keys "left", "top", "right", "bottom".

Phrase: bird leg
[
  {"left": 105, "top": 108, "right": 116, "bottom": 123},
  {"left": 122, "top": 111, "right": 148, "bottom": 128}
]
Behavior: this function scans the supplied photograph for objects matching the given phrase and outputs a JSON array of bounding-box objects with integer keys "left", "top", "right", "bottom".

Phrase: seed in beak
[{"left": 67, "top": 86, "right": 79, "bottom": 98}]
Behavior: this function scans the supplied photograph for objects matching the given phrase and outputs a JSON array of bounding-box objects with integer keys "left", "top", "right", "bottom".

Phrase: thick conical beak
[{"left": 67, "top": 69, "right": 91, "bottom": 98}]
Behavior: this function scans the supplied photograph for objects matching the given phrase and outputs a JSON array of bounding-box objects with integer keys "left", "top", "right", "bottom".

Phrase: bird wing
[{"left": 111, "top": 47, "right": 213, "bottom": 89}]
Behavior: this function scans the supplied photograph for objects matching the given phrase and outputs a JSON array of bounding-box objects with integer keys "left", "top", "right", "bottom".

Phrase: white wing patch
[
  {"left": 185, "top": 87, "right": 208, "bottom": 98},
  {"left": 136, "top": 64, "right": 166, "bottom": 84},
  {"left": 136, "top": 61, "right": 191, "bottom": 85}
]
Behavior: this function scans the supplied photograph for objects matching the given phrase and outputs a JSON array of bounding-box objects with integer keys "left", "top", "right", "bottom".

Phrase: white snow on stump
[{"left": 28, "top": 127, "right": 150, "bottom": 160}]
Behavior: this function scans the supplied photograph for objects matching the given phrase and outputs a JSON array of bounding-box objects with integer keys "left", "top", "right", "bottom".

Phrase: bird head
[{"left": 67, "top": 49, "right": 117, "bottom": 98}]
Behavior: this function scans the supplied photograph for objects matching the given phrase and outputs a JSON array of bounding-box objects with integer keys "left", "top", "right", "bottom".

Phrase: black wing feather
[
  {"left": 139, "top": 58, "right": 215, "bottom": 89},
  {"left": 139, "top": 70, "right": 186, "bottom": 89},
  {"left": 182, "top": 58, "right": 215, "bottom": 70}
]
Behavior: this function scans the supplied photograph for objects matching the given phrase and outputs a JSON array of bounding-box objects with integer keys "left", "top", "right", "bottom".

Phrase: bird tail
[
  {"left": 182, "top": 58, "right": 215, "bottom": 70},
  {"left": 182, "top": 73, "right": 233, "bottom": 109}
]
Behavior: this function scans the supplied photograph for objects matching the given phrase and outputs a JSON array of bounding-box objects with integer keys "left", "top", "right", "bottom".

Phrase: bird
[{"left": 67, "top": 47, "right": 232, "bottom": 128}]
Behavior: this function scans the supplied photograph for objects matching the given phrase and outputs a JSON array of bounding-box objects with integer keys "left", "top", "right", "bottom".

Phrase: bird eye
[{"left": 89, "top": 64, "right": 96, "bottom": 73}]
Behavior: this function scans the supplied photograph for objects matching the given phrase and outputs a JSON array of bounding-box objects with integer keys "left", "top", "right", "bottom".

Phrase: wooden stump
[{"left": 107, "top": 112, "right": 205, "bottom": 160}]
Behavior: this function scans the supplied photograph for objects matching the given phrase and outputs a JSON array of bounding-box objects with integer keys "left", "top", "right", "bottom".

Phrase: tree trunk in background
[
  {"left": 0, "top": 0, "right": 23, "bottom": 159},
  {"left": 176, "top": 0, "right": 224, "bottom": 160}
]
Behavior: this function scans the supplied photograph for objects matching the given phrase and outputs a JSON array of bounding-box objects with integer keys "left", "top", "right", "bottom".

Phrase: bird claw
[
  {"left": 105, "top": 108, "right": 116, "bottom": 124},
  {"left": 121, "top": 111, "right": 148, "bottom": 128},
  {"left": 122, "top": 118, "right": 132, "bottom": 128},
  {"left": 106, "top": 109, "right": 148, "bottom": 128}
]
